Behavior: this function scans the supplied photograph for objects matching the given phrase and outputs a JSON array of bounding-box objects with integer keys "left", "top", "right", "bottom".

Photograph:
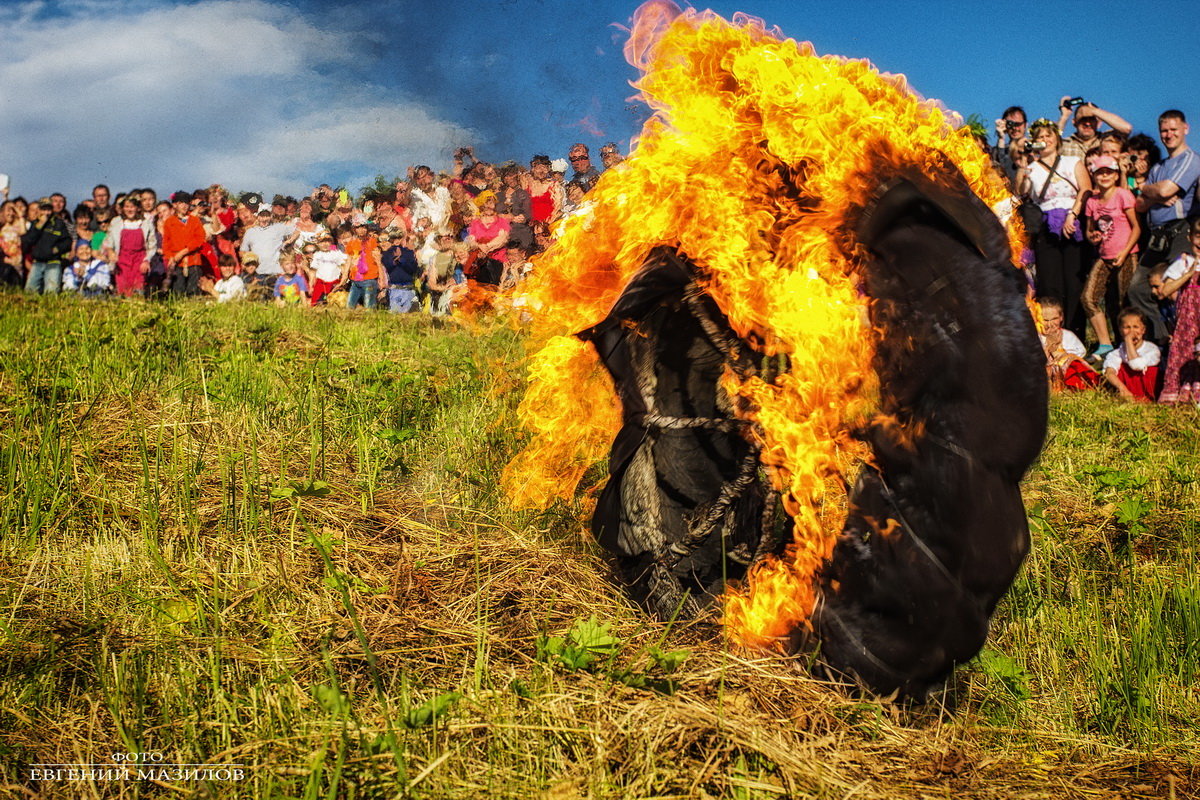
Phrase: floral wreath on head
[{"left": 1029, "top": 118, "right": 1060, "bottom": 135}]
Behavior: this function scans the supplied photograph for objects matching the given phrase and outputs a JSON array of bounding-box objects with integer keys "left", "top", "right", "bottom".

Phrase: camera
[
  {"left": 1064, "top": 97, "right": 1086, "bottom": 109},
  {"left": 1023, "top": 141, "right": 1047, "bottom": 154}
]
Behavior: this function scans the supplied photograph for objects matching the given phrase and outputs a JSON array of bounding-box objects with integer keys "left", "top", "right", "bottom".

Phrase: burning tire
[
  {"left": 503, "top": 6, "right": 1047, "bottom": 698},
  {"left": 581, "top": 165, "right": 1047, "bottom": 697}
]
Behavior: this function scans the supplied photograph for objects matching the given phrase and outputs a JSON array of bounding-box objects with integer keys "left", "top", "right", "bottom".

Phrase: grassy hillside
[{"left": 0, "top": 296, "right": 1197, "bottom": 799}]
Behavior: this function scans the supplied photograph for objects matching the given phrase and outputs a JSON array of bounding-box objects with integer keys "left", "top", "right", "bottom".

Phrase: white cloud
[{"left": 1, "top": 0, "right": 475, "bottom": 201}]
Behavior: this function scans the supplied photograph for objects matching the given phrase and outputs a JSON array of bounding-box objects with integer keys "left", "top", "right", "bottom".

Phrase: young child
[
  {"left": 1155, "top": 219, "right": 1200, "bottom": 403},
  {"left": 274, "top": 251, "right": 310, "bottom": 306},
  {"left": 1083, "top": 155, "right": 1139, "bottom": 360},
  {"left": 71, "top": 212, "right": 94, "bottom": 262},
  {"left": 1103, "top": 308, "right": 1161, "bottom": 401},
  {"left": 1038, "top": 296, "right": 1099, "bottom": 391},
  {"left": 308, "top": 233, "right": 347, "bottom": 306},
  {"left": 499, "top": 242, "right": 528, "bottom": 291},
  {"left": 239, "top": 252, "right": 272, "bottom": 301},
  {"left": 70, "top": 243, "right": 112, "bottom": 297},
  {"left": 425, "top": 233, "right": 461, "bottom": 317},
  {"left": 209, "top": 254, "right": 245, "bottom": 303}
]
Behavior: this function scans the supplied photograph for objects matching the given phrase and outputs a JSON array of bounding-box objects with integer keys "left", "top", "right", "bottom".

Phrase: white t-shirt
[
  {"left": 1040, "top": 329, "right": 1086, "bottom": 358},
  {"left": 214, "top": 275, "right": 246, "bottom": 303},
  {"left": 310, "top": 250, "right": 348, "bottom": 283},
  {"left": 1028, "top": 156, "right": 1081, "bottom": 211},
  {"left": 1164, "top": 252, "right": 1198, "bottom": 283},
  {"left": 241, "top": 221, "right": 296, "bottom": 275},
  {"left": 1103, "top": 339, "right": 1161, "bottom": 374},
  {"left": 410, "top": 186, "right": 452, "bottom": 233}
]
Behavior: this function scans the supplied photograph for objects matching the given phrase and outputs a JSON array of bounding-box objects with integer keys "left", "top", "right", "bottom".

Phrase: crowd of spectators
[
  {"left": 0, "top": 141, "right": 625, "bottom": 315},
  {"left": 981, "top": 97, "right": 1200, "bottom": 405},
  {"left": 6, "top": 100, "right": 1200, "bottom": 405}
]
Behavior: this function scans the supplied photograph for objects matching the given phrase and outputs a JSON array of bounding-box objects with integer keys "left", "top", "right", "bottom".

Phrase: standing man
[
  {"left": 162, "top": 191, "right": 208, "bottom": 295},
  {"left": 992, "top": 106, "right": 1028, "bottom": 187},
  {"left": 240, "top": 207, "right": 295, "bottom": 278},
  {"left": 48, "top": 193, "right": 72, "bottom": 224},
  {"left": 89, "top": 184, "right": 113, "bottom": 230},
  {"left": 567, "top": 143, "right": 602, "bottom": 193},
  {"left": 21, "top": 198, "right": 72, "bottom": 294},
  {"left": 1056, "top": 98, "right": 1132, "bottom": 160},
  {"left": 599, "top": 142, "right": 625, "bottom": 168},
  {"left": 408, "top": 166, "right": 452, "bottom": 235},
  {"left": 1131, "top": 110, "right": 1200, "bottom": 343}
]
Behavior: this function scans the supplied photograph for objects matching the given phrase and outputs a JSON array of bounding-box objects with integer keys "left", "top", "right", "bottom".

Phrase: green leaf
[
  {"left": 977, "top": 648, "right": 1031, "bottom": 701},
  {"left": 1114, "top": 497, "right": 1151, "bottom": 530},
  {"left": 270, "top": 480, "right": 332, "bottom": 501},
  {"left": 378, "top": 427, "right": 417, "bottom": 445},
  {"left": 567, "top": 617, "right": 620, "bottom": 655},
  {"left": 402, "top": 691, "right": 462, "bottom": 729},
  {"left": 312, "top": 683, "right": 350, "bottom": 714},
  {"left": 647, "top": 645, "right": 690, "bottom": 674}
]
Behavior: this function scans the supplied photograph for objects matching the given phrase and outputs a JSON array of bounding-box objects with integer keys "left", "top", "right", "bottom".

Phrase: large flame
[{"left": 501, "top": 4, "right": 1016, "bottom": 650}]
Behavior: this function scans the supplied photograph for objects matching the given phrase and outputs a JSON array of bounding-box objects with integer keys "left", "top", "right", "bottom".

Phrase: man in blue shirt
[{"left": 1131, "top": 109, "right": 1200, "bottom": 342}]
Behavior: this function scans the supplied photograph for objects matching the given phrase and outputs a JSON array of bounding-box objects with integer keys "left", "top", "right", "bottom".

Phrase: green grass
[{"left": 0, "top": 294, "right": 1198, "bottom": 799}]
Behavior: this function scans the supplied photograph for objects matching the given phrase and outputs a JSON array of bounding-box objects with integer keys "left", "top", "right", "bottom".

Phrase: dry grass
[{"left": 0, "top": 297, "right": 1197, "bottom": 799}]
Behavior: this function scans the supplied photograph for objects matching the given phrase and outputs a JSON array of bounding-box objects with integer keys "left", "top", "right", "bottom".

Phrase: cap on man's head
[
  {"left": 36, "top": 197, "right": 53, "bottom": 210},
  {"left": 241, "top": 192, "right": 263, "bottom": 209},
  {"left": 172, "top": 191, "right": 192, "bottom": 204},
  {"left": 256, "top": 207, "right": 272, "bottom": 217},
  {"left": 242, "top": 252, "right": 260, "bottom": 264},
  {"left": 272, "top": 194, "right": 287, "bottom": 207}
]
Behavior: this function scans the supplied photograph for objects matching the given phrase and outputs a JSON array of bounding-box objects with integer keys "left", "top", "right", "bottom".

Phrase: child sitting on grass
[
  {"left": 1038, "top": 296, "right": 1100, "bottom": 391},
  {"left": 274, "top": 251, "right": 309, "bottom": 306},
  {"left": 209, "top": 254, "right": 245, "bottom": 303},
  {"left": 1103, "top": 308, "right": 1161, "bottom": 402},
  {"left": 68, "top": 243, "right": 112, "bottom": 297},
  {"left": 1148, "top": 263, "right": 1179, "bottom": 336},
  {"left": 424, "top": 233, "right": 461, "bottom": 317},
  {"left": 1156, "top": 218, "right": 1200, "bottom": 403},
  {"left": 239, "top": 252, "right": 273, "bottom": 301}
]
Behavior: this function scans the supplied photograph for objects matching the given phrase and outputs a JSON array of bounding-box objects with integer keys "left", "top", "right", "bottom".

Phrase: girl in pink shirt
[{"left": 1083, "top": 156, "right": 1140, "bottom": 359}]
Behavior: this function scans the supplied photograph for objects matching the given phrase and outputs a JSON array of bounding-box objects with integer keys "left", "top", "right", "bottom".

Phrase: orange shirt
[
  {"left": 343, "top": 237, "right": 382, "bottom": 281},
  {"left": 162, "top": 214, "right": 207, "bottom": 269}
]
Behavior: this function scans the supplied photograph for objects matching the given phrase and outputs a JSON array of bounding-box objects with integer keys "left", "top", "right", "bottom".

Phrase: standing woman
[
  {"left": 466, "top": 190, "right": 510, "bottom": 286},
  {"left": 497, "top": 164, "right": 533, "bottom": 252},
  {"left": 1016, "top": 119, "right": 1092, "bottom": 338},
  {"left": 283, "top": 199, "right": 326, "bottom": 250},
  {"left": 1, "top": 201, "right": 29, "bottom": 286},
  {"left": 524, "top": 155, "right": 562, "bottom": 227},
  {"left": 103, "top": 196, "right": 156, "bottom": 297}
]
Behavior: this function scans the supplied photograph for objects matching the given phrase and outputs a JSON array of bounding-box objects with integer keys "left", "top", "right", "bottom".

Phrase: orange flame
[{"left": 503, "top": 3, "right": 1017, "bottom": 649}]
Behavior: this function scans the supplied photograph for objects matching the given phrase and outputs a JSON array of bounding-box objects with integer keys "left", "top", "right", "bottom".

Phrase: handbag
[{"left": 1019, "top": 155, "right": 1063, "bottom": 238}]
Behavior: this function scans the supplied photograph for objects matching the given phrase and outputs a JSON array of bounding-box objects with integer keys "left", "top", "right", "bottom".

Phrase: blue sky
[{"left": 3, "top": 0, "right": 1198, "bottom": 205}]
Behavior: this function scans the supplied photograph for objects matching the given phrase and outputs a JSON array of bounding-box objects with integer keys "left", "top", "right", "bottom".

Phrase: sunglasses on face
[{"left": 569, "top": 156, "right": 587, "bottom": 162}]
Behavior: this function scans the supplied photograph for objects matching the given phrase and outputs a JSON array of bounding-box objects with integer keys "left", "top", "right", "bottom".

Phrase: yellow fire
[{"left": 502, "top": 3, "right": 1015, "bottom": 650}]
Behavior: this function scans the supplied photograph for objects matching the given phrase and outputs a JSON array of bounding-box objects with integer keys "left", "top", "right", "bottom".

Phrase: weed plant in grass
[{"left": 0, "top": 295, "right": 1198, "bottom": 799}]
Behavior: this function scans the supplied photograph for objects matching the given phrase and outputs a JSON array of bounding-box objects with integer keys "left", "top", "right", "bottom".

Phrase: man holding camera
[
  {"left": 992, "top": 106, "right": 1028, "bottom": 186},
  {"left": 1056, "top": 96, "right": 1131, "bottom": 159}
]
